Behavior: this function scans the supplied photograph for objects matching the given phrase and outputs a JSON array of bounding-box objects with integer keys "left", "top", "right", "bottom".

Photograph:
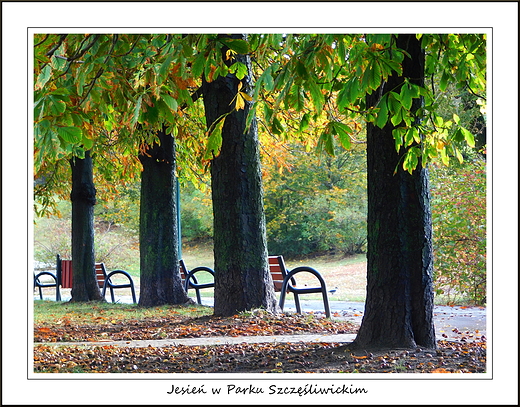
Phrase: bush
[
  {"left": 180, "top": 184, "right": 213, "bottom": 241},
  {"left": 264, "top": 146, "right": 367, "bottom": 258},
  {"left": 430, "top": 157, "right": 487, "bottom": 305}
]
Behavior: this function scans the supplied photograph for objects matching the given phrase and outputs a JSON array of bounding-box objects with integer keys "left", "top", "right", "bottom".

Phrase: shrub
[
  {"left": 430, "top": 157, "right": 487, "bottom": 305},
  {"left": 264, "top": 146, "right": 367, "bottom": 258}
]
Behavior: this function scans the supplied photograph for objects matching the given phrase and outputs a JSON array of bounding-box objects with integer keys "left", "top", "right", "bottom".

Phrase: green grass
[{"left": 34, "top": 300, "right": 212, "bottom": 325}]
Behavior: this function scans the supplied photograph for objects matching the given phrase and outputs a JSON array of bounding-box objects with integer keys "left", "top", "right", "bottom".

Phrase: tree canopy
[{"left": 34, "top": 33, "right": 486, "bottom": 215}]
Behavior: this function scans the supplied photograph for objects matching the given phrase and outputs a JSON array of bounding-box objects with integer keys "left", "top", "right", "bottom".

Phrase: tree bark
[
  {"left": 138, "top": 128, "right": 191, "bottom": 307},
  {"left": 69, "top": 150, "right": 103, "bottom": 302},
  {"left": 203, "top": 34, "right": 279, "bottom": 316},
  {"left": 352, "top": 34, "right": 436, "bottom": 350}
]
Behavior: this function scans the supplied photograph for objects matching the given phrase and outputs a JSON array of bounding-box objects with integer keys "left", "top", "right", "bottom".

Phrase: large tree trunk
[
  {"left": 352, "top": 34, "right": 436, "bottom": 350},
  {"left": 203, "top": 34, "right": 279, "bottom": 317},
  {"left": 138, "top": 128, "right": 191, "bottom": 307},
  {"left": 69, "top": 150, "right": 102, "bottom": 302}
]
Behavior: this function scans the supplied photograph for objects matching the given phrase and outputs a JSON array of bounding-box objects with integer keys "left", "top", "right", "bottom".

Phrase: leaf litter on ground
[
  {"left": 34, "top": 339, "right": 486, "bottom": 374},
  {"left": 34, "top": 308, "right": 356, "bottom": 343},
  {"left": 33, "top": 307, "right": 486, "bottom": 374}
]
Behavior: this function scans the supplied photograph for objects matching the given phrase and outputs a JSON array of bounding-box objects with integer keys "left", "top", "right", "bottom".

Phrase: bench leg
[
  {"left": 130, "top": 283, "right": 137, "bottom": 304},
  {"left": 293, "top": 293, "right": 302, "bottom": 314},
  {"left": 278, "top": 290, "right": 287, "bottom": 312},
  {"left": 321, "top": 289, "right": 331, "bottom": 318}
]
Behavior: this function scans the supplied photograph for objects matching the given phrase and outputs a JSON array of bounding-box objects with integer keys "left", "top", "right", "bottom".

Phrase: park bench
[
  {"left": 34, "top": 271, "right": 61, "bottom": 301},
  {"left": 268, "top": 255, "right": 331, "bottom": 318},
  {"left": 53, "top": 254, "right": 137, "bottom": 303},
  {"left": 179, "top": 260, "right": 215, "bottom": 304}
]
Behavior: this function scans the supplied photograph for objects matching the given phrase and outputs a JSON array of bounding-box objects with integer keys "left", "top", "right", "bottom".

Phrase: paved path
[
  {"left": 35, "top": 295, "right": 486, "bottom": 348},
  {"left": 37, "top": 333, "right": 358, "bottom": 348}
]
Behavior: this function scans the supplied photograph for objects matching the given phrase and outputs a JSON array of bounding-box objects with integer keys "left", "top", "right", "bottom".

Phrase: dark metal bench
[
  {"left": 34, "top": 271, "right": 61, "bottom": 301},
  {"left": 99, "top": 264, "right": 137, "bottom": 304},
  {"left": 268, "top": 255, "right": 331, "bottom": 318},
  {"left": 179, "top": 260, "right": 215, "bottom": 304}
]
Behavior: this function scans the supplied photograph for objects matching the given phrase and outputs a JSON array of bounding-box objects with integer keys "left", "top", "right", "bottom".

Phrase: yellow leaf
[
  {"left": 235, "top": 93, "right": 245, "bottom": 110},
  {"left": 239, "top": 91, "right": 252, "bottom": 102}
]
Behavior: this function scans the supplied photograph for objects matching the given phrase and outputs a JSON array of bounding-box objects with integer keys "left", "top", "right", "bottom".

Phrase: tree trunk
[
  {"left": 203, "top": 34, "right": 279, "bottom": 316},
  {"left": 352, "top": 34, "right": 436, "bottom": 350},
  {"left": 138, "top": 128, "right": 191, "bottom": 307},
  {"left": 69, "top": 150, "right": 102, "bottom": 302}
]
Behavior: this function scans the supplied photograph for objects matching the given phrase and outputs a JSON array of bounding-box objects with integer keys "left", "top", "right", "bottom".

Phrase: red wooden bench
[
  {"left": 179, "top": 260, "right": 215, "bottom": 304},
  {"left": 55, "top": 255, "right": 137, "bottom": 303},
  {"left": 268, "top": 255, "right": 331, "bottom": 318}
]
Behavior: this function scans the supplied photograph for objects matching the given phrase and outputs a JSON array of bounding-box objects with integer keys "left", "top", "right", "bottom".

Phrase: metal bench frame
[
  {"left": 268, "top": 255, "right": 331, "bottom": 318},
  {"left": 34, "top": 271, "right": 61, "bottom": 301},
  {"left": 179, "top": 260, "right": 215, "bottom": 304}
]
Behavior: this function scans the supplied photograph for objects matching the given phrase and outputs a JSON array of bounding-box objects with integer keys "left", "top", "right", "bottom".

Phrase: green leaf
[
  {"left": 404, "top": 127, "right": 414, "bottom": 146},
  {"left": 318, "top": 127, "right": 335, "bottom": 156},
  {"left": 263, "top": 70, "right": 274, "bottom": 92},
  {"left": 375, "top": 95, "right": 389, "bottom": 129},
  {"left": 400, "top": 83, "right": 413, "bottom": 110},
  {"left": 56, "top": 126, "right": 82, "bottom": 144},
  {"left": 336, "top": 86, "right": 349, "bottom": 111},
  {"left": 219, "top": 38, "right": 249, "bottom": 54},
  {"left": 131, "top": 95, "right": 142, "bottom": 128},
  {"left": 454, "top": 146, "right": 464, "bottom": 163},
  {"left": 347, "top": 78, "right": 360, "bottom": 104},
  {"left": 460, "top": 127, "right": 475, "bottom": 148},
  {"left": 333, "top": 122, "right": 352, "bottom": 150},
  {"left": 306, "top": 77, "right": 324, "bottom": 113},
  {"left": 439, "top": 71, "right": 450, "bottom": 92},
  {"left": 49, "top": 96, "right": 66, "bottom": 115},
  {"left": 143, "top": 104, "right": 159, "bottom": 125},
  {"left": 191, "top": 52, "right": 206, "bottom": 78},
  {"left": 412, "top": 127, "right": 421, "bottom": 143},
  {"left": 452, "top": 113, "right": 460, "bottom": 124},
  {"left": 204, "top": 117, "right": 225, "bottom": 160},
  {"left": 392, "top": 127, "right": 405, "bottom": 152},
  {"left": 440, "top": 147, "right": 450, "bottom": 166},
  {"left": 161, "top": 94, "right": 178, "bottom": 112},
  {"left": 272, "top": 116, "right": 285, "bottom": 135},
  {"left": 158, "top": 54, "right": 174, "bottom": 83},
  {"left": 35, "top": 65, "right": 52, "bottom": 90},
  {"left": 391, "top": 108, "right": 404, "bottom": 126},
  {"left": 362, "top": 60, "right": 382, "bottom": 92},
  {"left": 295, "top": 61, "right": 309, "bottom": 80},
  {"left": 299, "top": 113, "right": 310, "bottom": 133},
  {"left": 82, "top": 135, "right": 94, "bottom": 150},
  {"left": 403, "top": 148, "right": 419, "bottom": 173},
  {"left": 380, "top": 57, "right": 402, "bottom": 77},
  {"left": 229, "top": 61, "right": 248, "bottom": 80}
]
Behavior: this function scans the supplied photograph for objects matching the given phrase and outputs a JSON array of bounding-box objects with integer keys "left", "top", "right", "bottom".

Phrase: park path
[{"left": 35, "top": 297, "right": 486, "bottom": 348}]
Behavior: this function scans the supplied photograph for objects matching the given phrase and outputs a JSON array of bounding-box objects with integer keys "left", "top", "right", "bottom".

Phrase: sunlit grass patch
[{"left": 34, "top": 300, "right": 212, "bottom": 326}]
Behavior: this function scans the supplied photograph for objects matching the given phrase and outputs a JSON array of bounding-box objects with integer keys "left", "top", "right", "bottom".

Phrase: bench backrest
[
  {"left": 268, "top": 255, "right": 287, "bottom": 292},
  {"left": 179, "top": 260, "right": 188, "bottom": 282},
  {"left": 60, "top": 259, "right": 73, "bottom": 288},
  {"left": 95, "top": 263, "right": 107, "bottom": 288},
  {"left": 58, "top": 258, "right": 107, "bottom": 289}
]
